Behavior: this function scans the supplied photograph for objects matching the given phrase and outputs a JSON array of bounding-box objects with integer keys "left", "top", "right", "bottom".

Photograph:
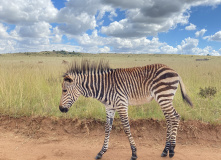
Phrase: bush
[{"left": 199, "top": 87, "right": 217, "bottom": 98}]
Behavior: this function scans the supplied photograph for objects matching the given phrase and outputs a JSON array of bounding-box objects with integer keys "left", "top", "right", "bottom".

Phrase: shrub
[{"left": 199, "top": 86, "right": 217, "bottom": 98}]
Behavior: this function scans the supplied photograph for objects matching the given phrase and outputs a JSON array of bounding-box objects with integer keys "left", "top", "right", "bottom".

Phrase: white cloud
[
  {"left": 51, "top": 27, "right": 63, "bottom": 43},
  {"left": 101, "top": 19, "right": 133, "bottom": 37},
  {"left": 192, "top": 46, "right": 220, "bottom": 56},
  {"left": 56, "top": 10, "right": 97, "bottom": 35},
  {"left": 177, "top": 37, "right": 199, "bottom": 54},
  {"left": 0, "top": 23, "right": 9, "bottom": 38},
  {"left": 195, "top": 29, "right": 207, "bottom": 37},
  {"left": 185, "top": 23, "right": 196, "bottom": 30},
  {"left": 0, "top": 0, "right": 221, "bottom": 55},
  {"left": 75, "top": 31, "right": 164, "bottom": 53},
  {"left": 76, "top": 31, "right": 169, "bottom": 54},
  {"left": 58, "top": 8, "right": 96, "bottom": 35},
  {"left": 175, "top": 37, "right": 219, "bottom": 55},
  {"left": 77, "top": 30, "right": 105, "bottom": 47},
  {"left": 106, "top": 37, "right": 162, "bottom": 53},
  {"left": 65, "top": 0, "right": 100, "bottom": 15},
  {"left": 56, "top": 0, "right": 116, "bottom": 35},
  {"left": 204, "top": 31, "right": 221, "bottom": 41},
  {"left": 160, "top": 45, "right": 178, "bottom": 54},
  {"left": 101, "top": 0, "right": 221, "bottom": 38},
  {"left": 101, "top": 0, "right": 191, "bottom": 38},
  {"left": 0, "top": 0, "right": 58, "bottom": 24},
  {"left": 98, "top": 46, "right": 111, "bottom": 53},
  {"left": 15, "top": 22, "right": 52, "bottom": 38},
  {"left": 0, "top": 38, "right": 82, "bottom": 54},
  {"left": 97, "top": 5, "right": 115, "bottom": 20},
  {"left": 0, "top": 40, "right": 16, "bottom": 53},
  {"left": 75, "top": 33, "right": 220, "bottom": 55}
]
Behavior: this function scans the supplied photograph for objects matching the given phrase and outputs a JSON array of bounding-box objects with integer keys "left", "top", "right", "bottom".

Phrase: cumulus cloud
[
  {"left": 98, "top": 46, "right": 111, "bottom": 53},
  {"left": 56, "top": 0, "right": 116, "bottom": 35},
  {"left": 185, "top": 23, "right": 196, "bottom": 30},
  {"left": 0, "top": 0, "right": 58, "bottom": 24},
  {"left": 160, "top": 45, "right": 178, "bottom": 54},
  {"left": 204, "top": 31, "right": 221, "bottom": 41},
  {"left": 101, "top": 0, "right": 190, "bottom": 38},
  {"left": 97, "top": 5, "right": 116, "bottom": 20},
  {"left": 177, "top": 37, "right": 198, "bottom": 54},
  {"left": 0, "top": 40, "right": 16, "bottom": 53},
  {"left": 101, "top": 0, "right": 221, "bottom": 38},
  {"left": 174, "top": 37, "right": 219, "bottom": 55},
  {"left": 109, "top": 37, "right": 164, "bottom": 53},
  {"left": 77, "top": 30, "right": 105, "bottom": 47},
  {"left": 51, "top": 27, "right": 63, "bottom": 43},
  {"left": 57, "top": 12, "right": 96, "bottom": 35},
  {"left": 0, "top": 23, "right": 9, "bottom": 38},
  {"left": 76, "top": 33, "right": 220, "bottom": 55},
  {"left": 101, "top": 19, "right": 144, "bottom": 38},
  {"left": 75, "top": 30, "right": 164, "bottom": 53},
  {"left": 192, "top": 46, "right": 220, "bottom": 56},
  {"left": 15, "top": 22, "right": 52, "bottom": 38},
  {"left": 0, "top": 0, "right": 59, "bottom": 53},
  {"left": 0, "top": 0, "right": 221, "bottom": 55},
  {"left": 195, "top": 29, "right": 207, "bottom": 37},
  {"left": 56, "top": 5, "right": 96, "bottom": 35}
]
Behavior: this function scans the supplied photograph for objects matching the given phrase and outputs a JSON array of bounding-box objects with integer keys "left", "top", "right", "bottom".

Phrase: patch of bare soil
[{"left": 0, "top": 115, "right": 220, "bottom": 160}]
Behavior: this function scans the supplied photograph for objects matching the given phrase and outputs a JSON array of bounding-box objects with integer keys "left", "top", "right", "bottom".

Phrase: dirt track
[{"left": 0, "top": 116, "right": 221, "bottom": 160}]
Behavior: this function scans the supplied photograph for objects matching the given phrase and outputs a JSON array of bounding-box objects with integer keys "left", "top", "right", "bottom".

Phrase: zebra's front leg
[
  {"left": 95, "top": 108, "right": 116, "bottom": 159},
  {"left": 117, "top": 107, "right": 137, "bottom": 160}
]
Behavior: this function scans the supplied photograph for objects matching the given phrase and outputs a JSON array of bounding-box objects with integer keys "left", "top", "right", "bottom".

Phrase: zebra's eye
[
  {"left": 63, "top": 89, "right": 67, "bottom": 93},
  {"left": 64, "top": 77, "right": 73, "bottom": 83}
]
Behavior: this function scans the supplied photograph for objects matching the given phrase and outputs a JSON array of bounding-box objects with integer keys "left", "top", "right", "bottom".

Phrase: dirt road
[{"left": 0, "top": 116, "right": 220, "bottom": 160}]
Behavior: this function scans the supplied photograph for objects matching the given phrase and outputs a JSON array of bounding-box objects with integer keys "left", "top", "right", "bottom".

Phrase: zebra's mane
[{"left": 64, "top": 60, "right": 111, "bottom": 76}]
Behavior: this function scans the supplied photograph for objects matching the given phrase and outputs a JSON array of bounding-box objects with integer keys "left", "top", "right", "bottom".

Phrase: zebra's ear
[{"left": 64, "top": 75, "right": 73, "bottom": 83}]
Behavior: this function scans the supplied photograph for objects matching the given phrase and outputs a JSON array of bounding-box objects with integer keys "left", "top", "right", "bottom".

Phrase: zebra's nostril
[{"left": 59, "top": 106, "right": 69, "bottom": 113}]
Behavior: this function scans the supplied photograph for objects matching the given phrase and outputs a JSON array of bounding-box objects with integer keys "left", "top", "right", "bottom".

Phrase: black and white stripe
[{"left": 59, "top": 61, "right": 192, "bottom": 159}]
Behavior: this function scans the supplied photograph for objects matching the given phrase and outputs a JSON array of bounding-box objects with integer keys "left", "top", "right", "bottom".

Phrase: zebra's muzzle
[{"left": 59, "top": 105, "right": 69, "bottom": 113}]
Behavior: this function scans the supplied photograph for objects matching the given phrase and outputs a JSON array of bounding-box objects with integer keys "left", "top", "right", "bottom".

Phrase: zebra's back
[{"left": 113, "top": 64, "right": 179, "bottom": 106}]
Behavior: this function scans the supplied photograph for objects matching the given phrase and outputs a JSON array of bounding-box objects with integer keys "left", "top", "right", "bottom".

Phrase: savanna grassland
[{"left": 0, "top": 52, "right": 220, "bottom": 124}]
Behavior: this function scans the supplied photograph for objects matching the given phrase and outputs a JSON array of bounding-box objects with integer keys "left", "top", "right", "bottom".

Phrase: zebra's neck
[{"left": 77, "top": 69, "right": 114, "bottom": 102}]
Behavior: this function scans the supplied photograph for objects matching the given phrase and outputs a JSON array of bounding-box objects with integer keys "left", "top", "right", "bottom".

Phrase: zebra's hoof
[
  {"left": 161, "top": 149, "right": 168, "bottom": 157},
  {"left": 95, "top": 153, "right": 102, "bottom": 159},
  {"left": 169, "top": 148, "right": 175, "bottom": 158},
  {"left": 130, "top": 156, "right": 137, "bottom": 160},
  {"left": 161, "top": 152, "right": 168, "bottom": 157}
]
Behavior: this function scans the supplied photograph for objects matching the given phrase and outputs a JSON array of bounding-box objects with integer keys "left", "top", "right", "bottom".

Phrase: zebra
[{"left": 59, "top": 60, "right": 193, "bottom": 160}]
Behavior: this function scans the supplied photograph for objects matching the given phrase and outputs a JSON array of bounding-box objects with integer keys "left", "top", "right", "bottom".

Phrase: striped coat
[{"left": 59, "top": 61, "right": 192, "bottom": 160}]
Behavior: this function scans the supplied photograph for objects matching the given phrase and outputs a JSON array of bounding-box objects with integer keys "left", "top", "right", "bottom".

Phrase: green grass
[{"left": 0, "top": 52, "right": 221, "bottom": 124}]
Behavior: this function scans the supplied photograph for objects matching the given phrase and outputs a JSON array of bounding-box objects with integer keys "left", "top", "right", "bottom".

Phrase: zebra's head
[{"left": 59, "top": 74, "right": 80, "bottom": 113}]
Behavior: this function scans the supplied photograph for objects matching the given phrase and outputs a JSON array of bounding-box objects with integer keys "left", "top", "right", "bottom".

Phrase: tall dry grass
[{"left": 0, "top": 53, "right": 220, "bottom": 123}]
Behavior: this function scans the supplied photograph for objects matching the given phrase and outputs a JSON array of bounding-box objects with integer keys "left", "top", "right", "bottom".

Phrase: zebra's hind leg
[
  {"left": 117, "top": 107, "right": 137, "bottom": 160},
  {"left": 160, "top": 103, "right": 180, "bottom": 158},
  {"left": 95, "top": 108, "right": 116, "bottom": 159},
  {"left": 169, "top": 110, "right": 180, "bottom": 158},
  {"left": 161, "top": 112, "right": 171, "bottom": 157}
]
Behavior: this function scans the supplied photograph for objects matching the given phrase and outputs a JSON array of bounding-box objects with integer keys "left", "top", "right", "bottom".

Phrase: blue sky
[
  {"left": 0, "top": 0, "right": 221, "bottom": 55},
  {"left": 158, "top": 5, "right": 221, "bottom": 50}
]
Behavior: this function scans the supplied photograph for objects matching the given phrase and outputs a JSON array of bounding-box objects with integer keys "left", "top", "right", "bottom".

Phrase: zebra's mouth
[{"left": 59, "top": 105, "right": 69, "bottom": 113}]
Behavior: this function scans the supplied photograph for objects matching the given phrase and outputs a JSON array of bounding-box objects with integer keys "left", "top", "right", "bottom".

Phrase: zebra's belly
[{"left": 128, "top": 96, "right": 154, "bottom": 106}]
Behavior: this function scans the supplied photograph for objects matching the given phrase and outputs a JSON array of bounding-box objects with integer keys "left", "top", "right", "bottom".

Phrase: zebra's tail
[{"left": 179, "top": 76, "right": 193, "bottom": 107}]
